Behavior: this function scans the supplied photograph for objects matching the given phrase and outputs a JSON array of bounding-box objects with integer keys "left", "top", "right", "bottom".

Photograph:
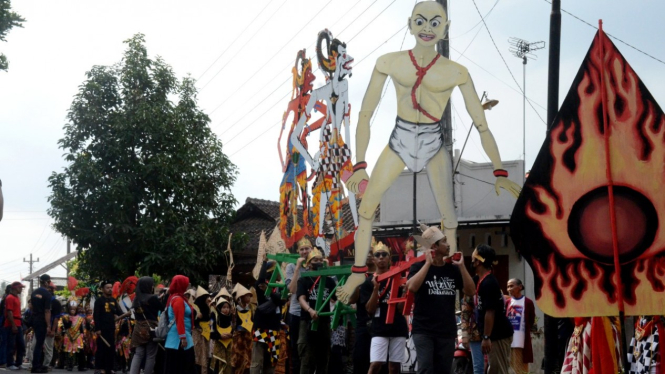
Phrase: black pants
[
  {"left": 164, "top": 346, "right": 195, "bottom": 374},
  {"left": 95, "top": 329, "right": 115, "bottom": 372},
  {"left": 32, "top": 319, "right": 47, "bottom": 370},
  {"left": 353, "top": 327, "right": 371, "bottom": 374},
  {"left": 412, "top": 334, "right": 455, "bottom": 374},
  {"left": 288, "top": 313, "right": 300, "bottom": 374}
]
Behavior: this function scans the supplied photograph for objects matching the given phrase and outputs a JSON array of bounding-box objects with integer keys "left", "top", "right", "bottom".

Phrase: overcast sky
[{"left": 1, "top": 0, "right": 664, "bottom": 284}]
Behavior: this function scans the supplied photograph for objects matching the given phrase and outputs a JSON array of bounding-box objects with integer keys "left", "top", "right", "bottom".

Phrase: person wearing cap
[
  {"left": 93, "top": 280, "right": 131, "bottom": 374},
  {"left": 30, "top": 274, "right": 53, "bottom": 373},
  {"left": 285, "top": 237, "right": 313, "bottom": 374},
  {"left": 361, "top": 242, "right": 408, "bottom": 374},
  {"left": 406, "top": 224, "right": 475, "bottom": 374},
  {"left": 231, "top": 283, "right": 254, "bottom": 374},
  {"left": 296, "top": 247, "right": 337, "bottom": 374},
  {"left": 5, "top": 281, "right": 26, "bottom": 370},
  {"left": 472, "top": 245, "right": 513, "bottom": 374},
  {"left": 192, "top": 286, "right": 211, "bottom": 374}
]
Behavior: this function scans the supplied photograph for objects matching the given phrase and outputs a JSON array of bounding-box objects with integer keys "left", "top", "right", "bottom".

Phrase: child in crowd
[
  {"left": 58, "top": 299, "right": 87, "bottom": 371},
  {"left": 210, "top": 293, "right": 234, "bottom": 374}
]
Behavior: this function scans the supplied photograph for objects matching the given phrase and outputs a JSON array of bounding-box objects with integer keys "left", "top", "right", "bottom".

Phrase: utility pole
[
  {"left": 66, "top": 238, "right": 71, "bottom": 278},
  {"left": 545, "top": 1, "right": 561, "bottom": 373},
  {"left": 23, "top": 253, "right": 39, "bottom": 295},
  {"left": 508, "top": 37, "right": 545, "bottom": 183}
]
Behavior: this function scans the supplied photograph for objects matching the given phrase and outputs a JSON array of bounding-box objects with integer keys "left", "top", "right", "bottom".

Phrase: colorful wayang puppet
[
  {"left": 278, "top": 50, "right": 325, "bottom": 248},
  {"left": 511, "top": 25, "right": 665, "bottom": 317},
  {"left": 290, "top": 30, "right": 358, "bottom": 260}
]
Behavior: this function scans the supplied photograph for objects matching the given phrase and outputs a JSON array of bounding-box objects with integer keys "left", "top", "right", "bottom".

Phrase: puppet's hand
[
  {"left": 346, "top": 170, "right": 369, "bottom": 194},
  {"left": 494, "top": 177, "right": 521, "bottom": 198}
]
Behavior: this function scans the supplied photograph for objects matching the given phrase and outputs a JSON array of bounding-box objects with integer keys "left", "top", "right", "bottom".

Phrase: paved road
[{"left": 0, "top": 364, "right": 97, "bottom": 372}]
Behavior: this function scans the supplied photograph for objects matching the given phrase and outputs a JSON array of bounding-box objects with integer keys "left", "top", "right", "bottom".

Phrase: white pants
[
  {"left": 43, "top": 336, "right": 54, "bottom": 366},
  {"left": 370, "top": 336, "right": 407, "bottom": 363}
]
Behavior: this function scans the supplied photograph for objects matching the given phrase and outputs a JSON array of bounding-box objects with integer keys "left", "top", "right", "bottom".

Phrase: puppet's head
[
  {"left": 408, "top": 1, "right": 450, "bottom": 48},
  {"left": 317, "top": 29, "right": 353, "bottom": 80}
]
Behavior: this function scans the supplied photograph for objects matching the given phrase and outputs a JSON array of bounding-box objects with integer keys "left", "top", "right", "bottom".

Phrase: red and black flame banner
[{"left": 511, "top": 28, "right": 665, "bottom": 317}]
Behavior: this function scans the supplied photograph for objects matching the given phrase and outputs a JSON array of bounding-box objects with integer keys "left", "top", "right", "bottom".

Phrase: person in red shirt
[{"left": 5, "top": 281, "right": 26, "bottom": 370}]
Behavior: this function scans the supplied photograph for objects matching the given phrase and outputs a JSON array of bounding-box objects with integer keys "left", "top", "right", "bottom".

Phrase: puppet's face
[
  {"left": 303, "top": 64, "right": 315, "bottom": 94},
  {"left": 69, "top": 306, "right": 77, "bottom": 316},
  {"left": 336, "top": 45, "right": 353, "bottom": 79},
  {"left": 409, "top": 2, "right": 448, "bottom": 48}
]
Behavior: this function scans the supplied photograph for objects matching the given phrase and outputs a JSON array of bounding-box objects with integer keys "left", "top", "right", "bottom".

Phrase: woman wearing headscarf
[
  {"left": 129, "top": 276, "right": 161, "bottom": 374},
  {"left": 164, "top": 275, "right": 196, "bottom": 374}
]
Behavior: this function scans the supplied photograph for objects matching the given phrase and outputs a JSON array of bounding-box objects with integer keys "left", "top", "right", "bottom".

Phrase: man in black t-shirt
[
  {"left": 472, "top": 245, "right": 512, "bottom": 374},
  {"left": 407, "top": 224, "right": 475, "bottom": 374},
  {"left": 361, "top": 242, "right": 408, "bottom": 374},
  {"left": 94, "top": 280, "right": 130, "bottom": 374},
  {"left": 296, "top": 248, "right": 336, "bottom": 374},
  {"left": 30, "top": 274, "right": 53, "bottom": 373}
]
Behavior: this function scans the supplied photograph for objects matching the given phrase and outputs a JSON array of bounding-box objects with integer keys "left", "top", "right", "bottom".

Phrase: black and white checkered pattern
[
  {"left": 628, "top": 318, "right": 660, "bottom": 374},
  {"left": 317, "top": 124, "right": 351, "bottom": 190}
]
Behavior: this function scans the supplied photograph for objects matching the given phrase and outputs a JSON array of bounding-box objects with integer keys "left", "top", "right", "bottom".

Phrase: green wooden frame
[
  {"left": 264, "top": 253, "right": 301, "bottom": 299},
  {"left": 300, "top": 265, "right": 356, "bottom": 331}
]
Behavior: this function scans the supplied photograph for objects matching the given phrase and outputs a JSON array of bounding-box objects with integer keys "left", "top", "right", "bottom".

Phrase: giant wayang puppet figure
[
  {"left": 290, "top": 30, "right": 359, "bottom": 257},
  {"left": 278, "top": 50, "right": 323, "bottom": 248},
  {"left": 337, "top": 1, "right": 521, "bottom": 303}
]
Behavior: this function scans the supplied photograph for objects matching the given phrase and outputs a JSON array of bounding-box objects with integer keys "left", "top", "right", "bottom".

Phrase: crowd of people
[{"left": 0, "top": 228, "right": 545, "bottom": 374}]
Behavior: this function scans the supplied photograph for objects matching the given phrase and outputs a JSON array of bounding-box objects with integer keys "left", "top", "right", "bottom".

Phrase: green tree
[
  {"left": 48, "top": 34, "right": 244, "bottom": 285},
  {"left": 0, "top": 0, "right": 25, "bottom": 71}
]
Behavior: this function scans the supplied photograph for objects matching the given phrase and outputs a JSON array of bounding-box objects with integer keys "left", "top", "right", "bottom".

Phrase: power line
[
  {"left": 224, "top": 91, "right": 292, "bottom": 144},
  {"left": 218, "top": 0, "right": 405, "bottom": 147},
  {"left": 348, "top": 0, "right": 399, "bottom": 43},
  {"left": 211, "top": 0, "right": 378, "bottom": 131},
  {"left": 206, "top": 0, "right": 334, "bottom": 116},
  {"left": 542, "top": 0, "right": 665, "bottom": 66},
  {"left": 198, "top": 0, "right": 289, "bottom": 91},
  {"left": 470, "top": 0, "right": 546, "bottom": 125},
  {"left": 227, "top": 22, "right": 411, "bottom": 157},
  {"left": 354, "top": 25, "right": 406, "bottom": 68},
  {"left": 195, "top": 0, "right": 274, "bottom": 82},
  {"left": 450, "top": 45, "right": 547, "bottom": 112},
  {"left": 447, "top": 0, "right": 499, "bottom": 41},
  {"left": 337, "top": 0, "right": 384, "bottom": 38}
]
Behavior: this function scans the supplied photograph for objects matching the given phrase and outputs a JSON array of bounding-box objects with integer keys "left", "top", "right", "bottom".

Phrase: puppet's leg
[
  {"left": 425, "top": 148, "right": 458, "bottom": 253},
  {"left": 337, "top": 146, "right": 406, "bottom": 304}
]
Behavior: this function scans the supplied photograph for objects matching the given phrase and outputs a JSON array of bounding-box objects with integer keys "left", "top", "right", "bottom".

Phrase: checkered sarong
[
  {"left": 317, "top": 124, "right": 352, "bottom": 190},
  {"left": 628, "top": 317, "right": 661, "bottom": 374},
  {"left": 253, "top": 328, "right": 282, "bottom": 365}
]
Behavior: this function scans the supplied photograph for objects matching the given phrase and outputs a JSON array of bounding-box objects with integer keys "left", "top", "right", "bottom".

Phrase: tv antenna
[{"left": 509, "top": 37, "right": 545, "bottom": 184}]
